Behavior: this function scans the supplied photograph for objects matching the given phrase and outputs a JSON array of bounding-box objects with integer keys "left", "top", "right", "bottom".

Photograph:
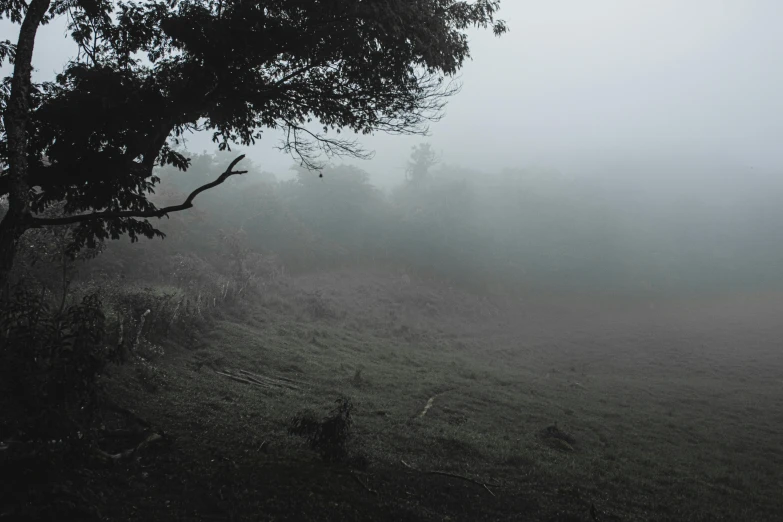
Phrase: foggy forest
[{"left": 1, "top": 1, "right": 782, "bottom": 521}]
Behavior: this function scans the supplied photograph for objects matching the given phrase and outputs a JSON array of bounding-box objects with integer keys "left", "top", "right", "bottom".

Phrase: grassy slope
[{"left": 97, "top": 270, "right": 783, "bottom": 522}]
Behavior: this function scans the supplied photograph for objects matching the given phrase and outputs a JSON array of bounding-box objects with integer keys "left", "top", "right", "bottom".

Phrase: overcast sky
[{"left": 3, "top": 0, "right": 782, "bottom": 186}]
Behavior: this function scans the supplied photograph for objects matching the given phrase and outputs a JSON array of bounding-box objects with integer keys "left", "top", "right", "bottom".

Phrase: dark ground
[{"left": 3, "top": 269, "right": 782, "bottom": 521}]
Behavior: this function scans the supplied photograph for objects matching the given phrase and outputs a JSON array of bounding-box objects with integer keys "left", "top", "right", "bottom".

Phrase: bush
[
  {"left": 288, "top": 398, "right": 354, "bottom": 463},
  {"left": 0, "top": 283, "right": 110, "bottom": 444}
]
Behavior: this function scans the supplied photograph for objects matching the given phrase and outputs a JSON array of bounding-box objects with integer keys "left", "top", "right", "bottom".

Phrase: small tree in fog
[
  {"left": 406, "top": 143, "right": 439, "bottom": 186},
  {"left": 0, "top": 0, "right": 507, "bottom": 287}
]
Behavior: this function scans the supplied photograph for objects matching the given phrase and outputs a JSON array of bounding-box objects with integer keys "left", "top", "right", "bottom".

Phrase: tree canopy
[{"left": 0, "top": 0, "right": 506, "bottom": 284}]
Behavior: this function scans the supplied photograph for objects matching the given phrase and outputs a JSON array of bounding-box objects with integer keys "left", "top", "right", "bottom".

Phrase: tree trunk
[
  {"left": 0, "top": 0, "right": 52, "bottom": 289},
  {"left": 0, "top": 216, "right": 24, "bottom": 292}
]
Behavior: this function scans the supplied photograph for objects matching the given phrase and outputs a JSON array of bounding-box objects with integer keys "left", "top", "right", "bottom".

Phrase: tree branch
[
  {"left": 277, "top": 119, "right": 375, "bottom": 170},
  {"left": 28, "top": 155, "right": 247, "bottom": 228}
]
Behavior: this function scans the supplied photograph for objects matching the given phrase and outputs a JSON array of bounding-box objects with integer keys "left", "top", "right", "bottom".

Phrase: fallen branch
[
  {"left": 215, "top": 370, "right": 275, "bottom": 389},
  {"left": 230, "top": 370, "right": 277, "bottom": 388},
  {"left": 215, "top": 367, "right": 305, "bottom": 393},
  {"left": 417, "top": 389, "right": 451, "bottom": 419},
  {"left": 95, "top": 432, "right": 164, "bottom": 462},
  {"left": 236, "top": 368, "right": 301, "bottom": 390},
  {"left": 400, "top": 459, "right": 499, "bottom": 495},
  {"left": 350, "top": 471, "right": 378, "bottom": 496},
  {"left": 268, "top": 373, "right": 305, "bottom": 386},
  {"left": 418, "top": 396, "right": 437, "bottom": 418}
]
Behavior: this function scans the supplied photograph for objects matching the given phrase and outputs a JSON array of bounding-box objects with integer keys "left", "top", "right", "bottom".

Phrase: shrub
[
  {"left": 0, "top": 283, "right": 110, "bottom": 444},
  {"left": 288, "top": 398, "right": 354, "bottom": 462}
]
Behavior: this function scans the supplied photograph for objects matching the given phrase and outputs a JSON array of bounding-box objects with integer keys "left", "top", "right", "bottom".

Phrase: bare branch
[
  {"left": 277, "top": 119, "right": 375, "bottom": 170},
  {"left": 28, "top": 155, "right": 247, "bottom": 228}
]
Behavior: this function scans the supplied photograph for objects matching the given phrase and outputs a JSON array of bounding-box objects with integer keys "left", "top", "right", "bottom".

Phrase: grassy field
[{"left": 34, "top": 269, "right": 783, "bottom": 521}]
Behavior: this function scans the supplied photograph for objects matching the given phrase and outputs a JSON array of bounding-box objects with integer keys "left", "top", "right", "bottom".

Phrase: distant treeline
[{"left": 94, "top": 150, "right": 783, "bottom": 298}]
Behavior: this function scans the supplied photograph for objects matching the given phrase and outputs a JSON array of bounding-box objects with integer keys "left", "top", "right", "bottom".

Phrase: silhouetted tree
[
  {"left": 406, "top": 143, "right": 439, "bottom": 186},
  {"left": 0, "top": 0, "right": 507, "bottom": 287}
]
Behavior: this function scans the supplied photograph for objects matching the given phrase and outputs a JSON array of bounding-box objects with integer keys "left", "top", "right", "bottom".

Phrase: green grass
[{"left": 91, "top": 271, "right": 783, "bottom": 521}]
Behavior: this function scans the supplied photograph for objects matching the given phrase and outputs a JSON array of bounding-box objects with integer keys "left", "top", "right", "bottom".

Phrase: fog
[
  {"left": 3, "top": 1, "right": 782, "bottom": 299},
  {"left": 5, "top": 3, "right": 783, "bottom": 520}
]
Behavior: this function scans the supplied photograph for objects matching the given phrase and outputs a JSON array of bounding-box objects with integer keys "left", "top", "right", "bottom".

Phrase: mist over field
[
  {"left": 2, "top": 1, "right": 783, "bottom": 521},
  {"left": 119, "top": 145, "right": 783, "bottom": 302},
  {"left": 5, "top": 1, "right": 782, "bottom": 299}
]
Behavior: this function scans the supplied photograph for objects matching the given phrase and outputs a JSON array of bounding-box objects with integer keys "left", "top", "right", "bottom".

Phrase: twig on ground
[
  {"left": 215, "top": 370, "right": 276, "bottom": 389},
  {"left": 417, "top": 389, "right": 452, "bottom": 419},
  {"left": 418, "top": 395, "right": 437, "bottom": 418},
  {"left": 269, "top": 373, "right": 305, "bottom": 386},
  {"left": 236, "top": 368, "right": 301, "bottom": 390},
  {"left": 400, "top": 459, "right": 499, "bottom": 494},
  {"left": 95, "top": 432, "right": 164, "bottom": 462},
  {"left": 231, "top": 370, "right": 277, "bottom": 388},
  {"left": 214, "top": 368, "right": 302, "bottom": 391},
  {"left": 350, "top": 471, "right": 378, "bottom": 495}
]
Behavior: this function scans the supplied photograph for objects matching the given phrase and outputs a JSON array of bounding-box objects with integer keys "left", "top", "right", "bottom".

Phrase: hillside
[{"left": 7, "top": 269, "right": 780, "bottom": 521}]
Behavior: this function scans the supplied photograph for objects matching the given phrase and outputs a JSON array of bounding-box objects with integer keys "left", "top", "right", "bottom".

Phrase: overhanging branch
[
  {"left": 277, "top": 119, "right": 375, "bottom": 170},
  {"left": 28, "top": 155, "right": 247, "bottom": 228}
]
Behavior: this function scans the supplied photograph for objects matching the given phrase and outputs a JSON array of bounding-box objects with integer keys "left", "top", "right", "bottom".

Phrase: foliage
[
  {"left": 280, "top": 164, "right": 389, "bottom": 264},
  {"left": 0, "top": 283, "right": 109, "bottom": 443},
  {"left": 6, "top": 200, "right": 104, "bottom": 300},
  {"left": 0, "top": 0, "right": 506, "bottom": 273},
  {"left": 288, "top": 398, "right": 354, "bottom": 463}
]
